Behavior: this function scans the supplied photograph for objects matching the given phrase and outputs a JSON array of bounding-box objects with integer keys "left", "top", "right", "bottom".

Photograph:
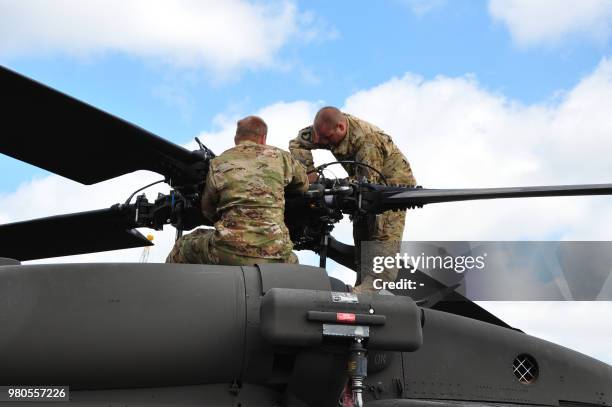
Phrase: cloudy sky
[{"left": 1, "top": 0, "right": 612, "bottom": 365}]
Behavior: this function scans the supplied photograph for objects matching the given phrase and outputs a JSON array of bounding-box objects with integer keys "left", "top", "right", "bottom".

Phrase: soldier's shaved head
[
  {"left": 314, "top": 106, "right": 343, "bottom": 130},
  {"left": 312, "top": 106, "right": 347, "bottom": 146},
  {"left": 235, "top": 115, "right": 268, "bottom": 144}
]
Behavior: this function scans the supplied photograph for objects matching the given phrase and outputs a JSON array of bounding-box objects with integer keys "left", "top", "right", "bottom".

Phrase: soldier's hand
[{"left": 307, "top": 172, "right": 319, "bottom": 183}]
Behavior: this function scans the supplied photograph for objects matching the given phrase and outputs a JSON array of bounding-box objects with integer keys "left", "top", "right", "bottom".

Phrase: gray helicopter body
[{"left": 1, "top": 261, "right": 611, "bottom": 406}]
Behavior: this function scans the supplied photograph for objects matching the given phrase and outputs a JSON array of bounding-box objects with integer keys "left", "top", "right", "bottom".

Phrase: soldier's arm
[
  {"left": 284, "top": 153, "right": 309, "bottom": 194},
  {"left": 400, "top": 157, "right": 417, "bottom": 186},
  {"left": 353, "top": 137, "right": 385, "bottom": 183},
  {"left": 288, "top": 127, "right": 318, "bottom": 175},
  {"left": 201, "top": 169, "right": 220, "bottom": 224}
]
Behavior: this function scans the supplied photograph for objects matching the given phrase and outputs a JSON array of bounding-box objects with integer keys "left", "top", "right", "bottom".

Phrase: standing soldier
[
  {"left": 289, "top": 106, "right": 416, "bottom": 292},
  {"left": 167, "top": 115, "right": 308, "bottom": 266}
]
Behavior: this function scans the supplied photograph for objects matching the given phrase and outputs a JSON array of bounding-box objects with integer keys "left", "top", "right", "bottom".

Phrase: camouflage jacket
[
  {"left": 288, "top": 113, "right": 416, "bottom": 186},
  {"left": 201, "top": 140, "right": 308, "bottom": 259}
]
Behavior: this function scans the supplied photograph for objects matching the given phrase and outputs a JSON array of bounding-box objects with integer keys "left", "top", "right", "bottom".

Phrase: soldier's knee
[
  {"left": 166, "top": 228, "right": 216, "bottom": 265},
  {"left": 286, "top": 252, "right": 299, "bottom": 264},
  {"left": 166, "top": 238, "right": 187, "bottom": 263}
]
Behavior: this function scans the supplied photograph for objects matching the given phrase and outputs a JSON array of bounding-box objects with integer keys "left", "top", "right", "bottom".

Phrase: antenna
[{"left": 139, "top": 234, "right": 155, "bottom": 263}]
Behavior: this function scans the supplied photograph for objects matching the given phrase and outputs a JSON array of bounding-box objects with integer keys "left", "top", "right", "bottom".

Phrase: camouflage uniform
[
  {"left": 288, "top": 113, "right": 416, "bottom": 292},
  {"left": 166, "top": 140, "right": 308, "bottom": 265}
]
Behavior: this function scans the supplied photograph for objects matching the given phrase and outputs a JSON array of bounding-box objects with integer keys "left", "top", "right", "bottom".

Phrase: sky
[{"left": 1, "top": 0, "right": 612, "bottom": 366}]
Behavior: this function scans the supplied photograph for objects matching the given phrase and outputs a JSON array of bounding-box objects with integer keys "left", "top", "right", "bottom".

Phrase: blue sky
[
  {"left": 1, "top": 0, "right": 612, "bottom": 364},
  {"left": 1, "top": 0, "right": 611, "bottom": 192}
]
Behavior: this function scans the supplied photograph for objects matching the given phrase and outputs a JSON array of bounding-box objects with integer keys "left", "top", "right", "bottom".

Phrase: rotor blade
[
  {"left": 0, "top": 65, "right": 201, "bottom": 185},
  {"left": 0, "top": 208, "right": 152, "bottom": 261},
  {"left": 375, "top": 183, "right": 612, "bottom": 211}
]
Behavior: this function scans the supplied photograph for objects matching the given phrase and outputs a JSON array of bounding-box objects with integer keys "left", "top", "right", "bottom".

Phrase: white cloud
[
  {"left": 0, "top": 0, "right": 318, "bottom": 74},
  {"left": 342, "top": 59, "right": 612, "bottom": 242},
  {"left": 195, "top": 100, "right": 320, "bottom": 154},
  {"left": 488, "top": 0, "right": 612, "bottom": 46}
]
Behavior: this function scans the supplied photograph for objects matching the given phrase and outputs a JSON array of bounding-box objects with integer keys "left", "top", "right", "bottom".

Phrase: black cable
[
  {"left": 124, "top": 179, "right": 165, "bottom": 204},
  {"left": 309, "top": 161, "right": 388, "bottom": 185}
]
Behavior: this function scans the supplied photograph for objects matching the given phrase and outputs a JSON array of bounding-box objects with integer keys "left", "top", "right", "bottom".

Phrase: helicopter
[{"left": 0, "top": 65, "right": 611, "bottom": 407}]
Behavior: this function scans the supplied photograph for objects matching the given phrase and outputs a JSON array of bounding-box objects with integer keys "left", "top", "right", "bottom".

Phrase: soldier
[
  {"left": 289, "top": 106, "right": 416, "bottom": 292},
  {"left": 167, "top": 115, "right": 308, "bottom": 266}
]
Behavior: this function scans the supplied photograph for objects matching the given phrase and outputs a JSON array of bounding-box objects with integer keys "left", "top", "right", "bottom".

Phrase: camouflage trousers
[
  {"left": 166, "top": 228, "right": 299, "bottom": 266},
  {"left": 353, "top": 209, "right": 406, "bottom": 294}
]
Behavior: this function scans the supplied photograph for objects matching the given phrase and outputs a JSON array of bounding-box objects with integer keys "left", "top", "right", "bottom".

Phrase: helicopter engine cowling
[
  {"left": 0, "top": 262, "right": 422, "bottom": 407},
  {"left": 1, "top": 263, "right": 253, "bottom": 388}
]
